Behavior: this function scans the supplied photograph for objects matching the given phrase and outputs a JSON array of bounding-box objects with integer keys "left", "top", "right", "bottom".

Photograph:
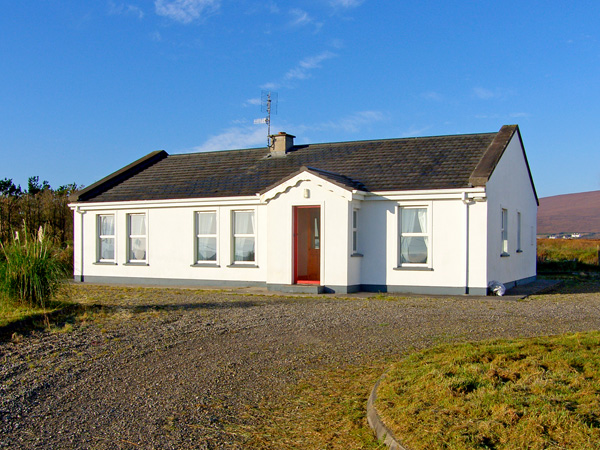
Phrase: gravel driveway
[{"left": 1, "top": 282, "right": 600, "bottom": 449}]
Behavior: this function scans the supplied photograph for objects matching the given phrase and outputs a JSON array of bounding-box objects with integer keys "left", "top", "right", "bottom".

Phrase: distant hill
[{"left": 538, "top": 190, "right": 600, "bottom": 236}]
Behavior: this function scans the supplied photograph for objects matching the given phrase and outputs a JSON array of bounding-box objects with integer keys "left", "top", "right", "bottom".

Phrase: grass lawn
[{"left": 375, "top": 331, "right": 600, "bottom": 450}]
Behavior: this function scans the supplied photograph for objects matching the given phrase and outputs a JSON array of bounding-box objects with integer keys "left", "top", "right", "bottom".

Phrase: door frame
[{"left": 293, "top": 205, "right": 321, "bottom": 285}]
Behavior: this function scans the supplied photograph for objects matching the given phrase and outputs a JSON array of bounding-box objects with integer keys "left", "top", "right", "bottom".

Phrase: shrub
[{"left": 0, "top": 225, "right": 70, "bottom": 308}]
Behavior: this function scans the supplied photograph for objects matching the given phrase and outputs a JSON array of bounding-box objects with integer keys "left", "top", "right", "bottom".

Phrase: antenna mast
[{"left": 254, "top": 90, "right": 278, "bottom": 148}]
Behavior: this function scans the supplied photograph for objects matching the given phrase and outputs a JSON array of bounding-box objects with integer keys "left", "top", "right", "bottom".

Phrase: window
[
  {"left": 128, "top": 213, "right": 147, "bottom": 262},
  {"left": 233, "top": 210, "right": 255, "bottom": 262},
  {"left": 196, "top": 211, "right": 217, "bottom": 262},
  {"left": 97, "top": 214, "right": 115, "bottom": 262},
  {"left": 501, "top": 208, "right": 508, "bottom": 255},
  {"left": 399, "top": 207, "right": 429, "bottom": 265},
  {"left": 352, "top": 209, "right": 358, "bottom": 253},
  {"left": 517, "top": 212, "right": 521, "bottom": 250}
]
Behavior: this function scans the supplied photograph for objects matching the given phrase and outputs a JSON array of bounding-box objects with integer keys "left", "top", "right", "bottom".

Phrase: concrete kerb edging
[{"left": 367, "top": 370, "right": 410, "bottom": 450}]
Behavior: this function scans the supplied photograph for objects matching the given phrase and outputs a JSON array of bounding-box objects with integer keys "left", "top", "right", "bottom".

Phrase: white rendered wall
[
  {"left": 265, "top": 179, "right": 352, "bottom": 287},
  {"left": 485, "top": 134, "right": 538, "bottom": 286},
  {"left": 359, "top": 195, "right": 488, "bottom": 293},
  {"left": 77, "top": 201, "right": 267, "bottom": 284}
]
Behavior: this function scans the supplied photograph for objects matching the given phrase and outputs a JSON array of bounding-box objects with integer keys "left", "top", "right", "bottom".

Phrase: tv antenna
[{"left": 253, "top": 90, "right": 278, "bottom": 148}]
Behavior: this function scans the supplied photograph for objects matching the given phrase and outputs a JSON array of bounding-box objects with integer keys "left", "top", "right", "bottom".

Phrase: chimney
[{"left": 270, "top": 132, "right": 295, "bottom": 156}]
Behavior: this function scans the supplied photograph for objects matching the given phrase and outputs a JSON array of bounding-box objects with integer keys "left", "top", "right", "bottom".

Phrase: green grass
[{"left": 375, "top": 332, "right": 600, "bottom": 450}]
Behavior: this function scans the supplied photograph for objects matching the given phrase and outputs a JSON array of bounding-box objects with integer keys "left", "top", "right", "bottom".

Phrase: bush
[{"left": 0, "top": 226, "right": 70, "bottom": 308}]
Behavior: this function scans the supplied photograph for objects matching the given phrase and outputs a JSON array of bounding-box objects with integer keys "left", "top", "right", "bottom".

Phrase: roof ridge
[
  {"left": 292, "top": 130, "right": 499, "bottom": 148},
  {"left": 166, "top": 130, "right": 500, "bottom": 158}
]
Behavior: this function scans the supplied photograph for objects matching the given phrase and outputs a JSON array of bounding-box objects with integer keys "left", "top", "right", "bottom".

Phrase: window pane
[
  {"left": 234, "top": 237, "right": 255, "bottom": 261},
  {"left": 197, "top": 212, "right": 216, "bottom": 235},
  {"left": 129, "top": 237, "right": 147, "bottom": 261},
  {"left": 197, "top": 237, "right": 217, "bottom": 261},
  {"left": 100, "top": 215, "right": 114, "bottom": 235},
  {"left": 130, "top": 214, "right": 146, "bottom": 235},
  {"left": 402, "top": 208, "right": 427, "bottom": 233},
  {"left": 401, "top": 236, "right": 428, "bottom": 264},
  {"left": 99, "top": 238, "right": 114, "bottom": 260},
  {"left": 234, "top": 211, "right": 254, "bottom": 234}
]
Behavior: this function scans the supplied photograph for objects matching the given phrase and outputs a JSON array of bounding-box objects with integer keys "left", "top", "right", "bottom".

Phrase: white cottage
[{"left": 70, "top": 125, "right": 538, "bottom": 295}]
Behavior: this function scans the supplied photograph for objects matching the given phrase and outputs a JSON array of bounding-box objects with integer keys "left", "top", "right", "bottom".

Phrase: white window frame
[
  {"left": 195, "top": 210, "right": 218, "bottom": 264},
  {"left": 517, "top": 211, "right": 522, "bottom": 253},
  {"left": 97, "top": 214, "right": 116, "bottom": 263},
  {"left": 232, "top": 209, "right": 256, "bottom": 264},
  {"left": 501, "top": 208, "right": 509, "bottom": 255},
  {"left": 127, "top": 212, "right": 148, "bottom": 264},
  {"left": 352, "top": 209, "right": 358, "bottom": 254},
  {"left": 398, "top": 204, "right": 432, "bottom": 268}
]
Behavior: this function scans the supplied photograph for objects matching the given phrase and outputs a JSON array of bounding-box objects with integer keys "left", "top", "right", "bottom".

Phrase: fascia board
[
  {"left": 69, "top": 195, "right": 262, "bottom": 211},
  {"left": 366, "top": 187, "right": 487, "bottom": 202}
]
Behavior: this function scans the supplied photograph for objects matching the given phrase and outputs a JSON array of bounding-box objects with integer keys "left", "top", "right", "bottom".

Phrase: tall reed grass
[{"left": 0, "top": 225, "right": 70, "bottom": 308}]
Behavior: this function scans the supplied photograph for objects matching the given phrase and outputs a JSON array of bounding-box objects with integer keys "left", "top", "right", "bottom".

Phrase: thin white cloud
[
  {"left": 330, "top": 0, "right": 364, "bottom": 7},
  {"left": 108, "top": 1, "right": 144, "bottom": 19},
  {"left": 473, "top": 87, "right": 499, "bottom": 100},
  {"left": 475, "top": 112, "right": 530, "bottom": 120},
  {"left": 421, "top": 91, "right": 443, "bottom": 101},
  {"left": 290, "top": 8, "right": 312, "bottom": 26},
  {"left": 155, "top": 0, "right": 220, "bottom": 24},
  {"left": 193, "top": 111, "right": 385, "bottom": 152},
  {"left": 193, "top": 126, "right": 268, "bottom": 152},
  {"left": 289, "top": 8, "right": 323, "bottom": 31},
  {"left": 243, "top": 97, "right": 262, "bottom": 107},
  {"left": 400, "top": 125, "right": 432, "bottom": 138},
  {"left": 328, "top": 110, "right": 385, "bottom": 132},
  {"left": 294, "top": 110, "right": 387, "bottom": 134},
  {"left": 284, "top": 51, "right": 336, "bottom": 81},
  {"left": 260, "top": 82, "right": 280, "bottom": 91},
  {"left": 509, "top": 112, "right": 530, "bottom": 118}
]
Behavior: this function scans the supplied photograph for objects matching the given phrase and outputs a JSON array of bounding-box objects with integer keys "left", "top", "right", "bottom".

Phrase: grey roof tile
[{"left": 74, "top": 126, "right": 521, "bottom": 202}]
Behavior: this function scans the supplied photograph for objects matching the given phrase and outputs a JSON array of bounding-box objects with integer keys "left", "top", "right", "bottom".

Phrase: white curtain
[
  {"left": 130, "top": 214, "right": 146, "bottom": 235},
  {"left": 100, "top": 215, "right": 114, "bottom": 235},
  {"left": 234, "top": 211, "right": 255, "bottom": 234},
  {"left": 197, "top": 212, "right": 216, "bottom": 235},
  {"left": 401, "top": 208, "right": 428, "bottom": 264}
]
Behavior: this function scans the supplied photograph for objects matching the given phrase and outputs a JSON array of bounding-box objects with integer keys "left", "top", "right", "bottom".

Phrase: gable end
[
  {"left": 469, "top": 125, "right": 518, "bottom": 187},
  {"left": 70, "top": 150, "right": 169, "bottom": 202},
  {"left": 469, "top": 125, "right": 538, "bottom": 205}
]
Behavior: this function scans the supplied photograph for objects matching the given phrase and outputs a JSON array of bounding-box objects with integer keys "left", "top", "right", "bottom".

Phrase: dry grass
[
  {"left": 538, "top": 239, "right": 600, "bottom": 266},
  {"left": 375, "top": 331, "right": 600, "bottom": 450},
  {"left": 232, "top": 363, "right": 389, "bottom": 450}
]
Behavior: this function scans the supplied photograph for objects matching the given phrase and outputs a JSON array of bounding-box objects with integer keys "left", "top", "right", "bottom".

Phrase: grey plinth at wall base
[
  {"left": 266, "top": 284, "right": 361, "bottom": 294},
  {"left": 367, "top": 372, "right": 409, "bottom": 450},
  {"left": 267, "top": 284, "right": 325, "bottom": 294}
]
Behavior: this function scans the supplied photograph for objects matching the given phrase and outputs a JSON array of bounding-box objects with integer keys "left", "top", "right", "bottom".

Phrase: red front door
[{"left": 294, "top": 206, "right": 321, "bottom": 284}]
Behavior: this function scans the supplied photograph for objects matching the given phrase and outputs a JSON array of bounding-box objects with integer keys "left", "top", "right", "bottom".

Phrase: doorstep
[{"left": 267, "top": 284, "right": 326, "bottom": 294}]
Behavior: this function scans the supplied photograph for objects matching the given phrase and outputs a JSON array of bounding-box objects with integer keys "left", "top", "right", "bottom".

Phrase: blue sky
[{"left": 1, "top": 0, "right": 599, "bottom": 198}]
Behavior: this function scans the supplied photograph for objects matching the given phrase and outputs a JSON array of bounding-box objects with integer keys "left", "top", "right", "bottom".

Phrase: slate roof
[{"left": 73, "top": 125, "right": 529, "bottom": 203}]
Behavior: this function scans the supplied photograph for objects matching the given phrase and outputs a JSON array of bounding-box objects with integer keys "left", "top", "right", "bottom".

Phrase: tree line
[{"left": 0, "top": 176, "right": 78, "bottom": 245}]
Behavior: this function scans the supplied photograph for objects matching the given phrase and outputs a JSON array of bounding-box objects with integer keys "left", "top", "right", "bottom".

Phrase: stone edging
[{"left": 367, "top": 370, "right": 410, "bottom": 450}]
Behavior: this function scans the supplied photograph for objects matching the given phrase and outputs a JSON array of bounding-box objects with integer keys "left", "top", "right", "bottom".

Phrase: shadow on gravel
[
  {"left": 100, "top": 300, "right": 261, "bottom": 313},
  {"left": 535, "top": 277, "right": 600, "bottom": 296},
  {"left": 0, "top": 303, "right": 85, "bottom": 342}
]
